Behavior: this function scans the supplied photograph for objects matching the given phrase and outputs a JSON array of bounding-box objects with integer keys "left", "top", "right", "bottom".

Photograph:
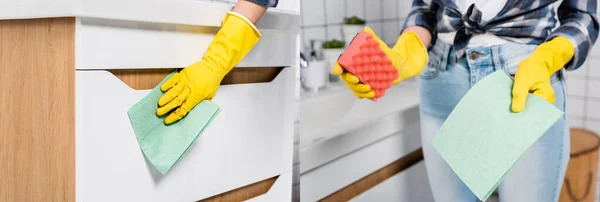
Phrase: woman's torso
[{"left": 436, "top": 0, "right": 556, "bottom": 48}]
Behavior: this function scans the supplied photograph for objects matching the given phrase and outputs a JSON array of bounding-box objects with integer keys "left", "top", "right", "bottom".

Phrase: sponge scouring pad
[{"left": 337, "top": 32, "right": 399, "bottom": 101}]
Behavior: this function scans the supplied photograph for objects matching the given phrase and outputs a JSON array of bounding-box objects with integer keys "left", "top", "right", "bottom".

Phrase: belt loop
[
  {"left": 441, "top": 42, "right": 451, "bottom": 71},
  {"left": 492, "top": 45, "right": 502, "bottom": 72}
]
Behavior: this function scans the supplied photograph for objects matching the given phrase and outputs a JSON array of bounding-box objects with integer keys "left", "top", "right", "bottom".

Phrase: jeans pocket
[
  {"left": 501, "top": 45, "right": 536, "bottom": 76},
  {"left": 420, "top": 56, "right": 440, "bottom": 80},
  {"left": 420, "top": 44, "right": 445, "bottom": 80}
]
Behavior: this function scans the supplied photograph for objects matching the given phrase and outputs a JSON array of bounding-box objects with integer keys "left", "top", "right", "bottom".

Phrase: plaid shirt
[
  {"left": 247, "top": 0, "right": 278, "bottom": 7},
  {"left": 402, "top": 0, "right": 599, "bottom": 70}
]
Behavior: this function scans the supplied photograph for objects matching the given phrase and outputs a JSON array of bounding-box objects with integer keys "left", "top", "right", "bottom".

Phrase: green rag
[
  {"left": 127, "top": 72, "right": 220, "bottom": 175},
  {"left": 432, "top": 71, "right": 563, "bottom": 201}
]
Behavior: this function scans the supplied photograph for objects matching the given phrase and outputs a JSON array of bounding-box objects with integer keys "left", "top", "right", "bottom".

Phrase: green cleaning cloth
[
  {"left": 432, "top": 71, "right": 563, "bottom": 201},
  {"left": 127, "top": 72, "right": 220, "bottom": 175}
]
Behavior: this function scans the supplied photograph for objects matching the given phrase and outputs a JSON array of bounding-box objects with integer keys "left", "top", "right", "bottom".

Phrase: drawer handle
[
  {"left": 197, "top": 175, "right": 279, "bottom": 202},
  {"left": 108, "top": 67, "right": 284, "bottom": 90}
]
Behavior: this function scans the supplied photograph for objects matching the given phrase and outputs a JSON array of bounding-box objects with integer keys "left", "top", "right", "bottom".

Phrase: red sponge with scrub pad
[{"left": 337, "top": 32, "right": 399, "bottom": 101}]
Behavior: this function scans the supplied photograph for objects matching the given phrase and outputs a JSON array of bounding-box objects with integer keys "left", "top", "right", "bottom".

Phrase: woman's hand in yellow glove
[
  {"left": 156, "top": 63, "right": 222, "bottom": 125},
  {"left": 511, "top": 62, "right": 556, "bottom": 113},
  {"left": 156, "top": 12, "right": 261, "bottom": 124},
  {"left": 332, "top": 62, "right": 376, "bottom": 99},
  {"left": 332, "top": 26, "right": 428, "bottom": 99},
  {"left": 389, "top": 30, "right": 429, "bottom": 85},
  {"left": 511, "top": 36, "right": 574, "bottom": 113}
]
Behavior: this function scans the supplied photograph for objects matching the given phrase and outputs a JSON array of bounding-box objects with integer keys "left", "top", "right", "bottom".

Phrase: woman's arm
[
  {"left": 155, "top": 0, "right": 277, "bottom": 124},
  {"left": 547, "top": 0, "right": 599, "bottom": 70},
  {"left": 400, "top": 0, "right": 440, "bottom": 48},
  {"left": 232, "top": 0, "right": 268, "bottom": 24},
  {"left": 403, "top": 26, "right": 433, "bottom": 48}
]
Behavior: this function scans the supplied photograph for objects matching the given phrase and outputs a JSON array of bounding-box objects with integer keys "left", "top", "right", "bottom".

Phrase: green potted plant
[
  {"left": 343, "top": 16, "right": 366, "bottom": 47},
  {"left": 322, "top": 39, "right": 345, "bottom": 83}
]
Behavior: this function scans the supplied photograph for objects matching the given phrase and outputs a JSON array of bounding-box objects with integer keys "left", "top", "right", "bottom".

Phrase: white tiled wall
[
  {"left": 566, "top": 56, "right": 600, "bottom": 133},
  {"left": 300, "top": 0, "right": 410, "bottom": 49}
]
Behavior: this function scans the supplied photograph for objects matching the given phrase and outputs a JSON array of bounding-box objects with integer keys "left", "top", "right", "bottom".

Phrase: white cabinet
[
  {"left": 350, "top": 162, "right": 434, "bottom": 202},
  {"left": 0, "top": 1, "right": 299, "bottom": 201},
  {"left": 71, "top": 2, "right": 298, "bottom": 201},
  {"left": 76, "top": 68, "right": 296, "bottom": 201},
  {"left": 298, "top": 81, "right": 421, "bottom": 201}
]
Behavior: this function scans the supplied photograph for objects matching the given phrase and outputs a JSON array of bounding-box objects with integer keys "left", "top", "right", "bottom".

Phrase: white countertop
[
  {"left": 0, "top": 0, "right": 300, "bottom": 69},
  {"left": 298, "top": 80, "right": 420, "bottom": 148},
  {"left": 0, "top": 0, "right": 299, "bottom": 32}
]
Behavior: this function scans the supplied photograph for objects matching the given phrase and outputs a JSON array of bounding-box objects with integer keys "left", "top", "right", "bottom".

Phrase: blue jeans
[{"left": 419, "top": 40, "right": 570, "bottom": 202}]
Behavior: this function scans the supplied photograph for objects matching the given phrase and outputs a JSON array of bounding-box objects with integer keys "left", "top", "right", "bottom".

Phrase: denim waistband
[{"left": 428, "top": 39, "right": 562, "bottom": 83}]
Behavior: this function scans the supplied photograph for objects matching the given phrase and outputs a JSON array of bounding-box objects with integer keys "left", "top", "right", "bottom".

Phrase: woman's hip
[{"left": 418, "top": 40, "right": 566, "bottom": 119}]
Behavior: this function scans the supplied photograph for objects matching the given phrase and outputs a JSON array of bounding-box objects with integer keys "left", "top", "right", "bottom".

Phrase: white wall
[
  {"left": 300, "top": 0, "right": 411, "bottom": 49},
  {"left": 566, "top": 50, "right": 600, "bottom": 133}
]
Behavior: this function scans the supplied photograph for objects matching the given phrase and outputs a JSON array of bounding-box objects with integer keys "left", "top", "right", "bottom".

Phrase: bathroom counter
[
  {"left": 299, "top": 80, "right": 420, "bottom": 149},
  {"left": 0, "top": 1, "right": 299, "bottom": 201},
  {"left": 298, "top": 81, "right": 423, "bottom": 201}
]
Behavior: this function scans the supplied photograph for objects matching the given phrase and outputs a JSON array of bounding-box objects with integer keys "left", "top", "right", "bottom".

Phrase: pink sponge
[{"left": 337, "top": 32, "right": 399, "bottom": 101}]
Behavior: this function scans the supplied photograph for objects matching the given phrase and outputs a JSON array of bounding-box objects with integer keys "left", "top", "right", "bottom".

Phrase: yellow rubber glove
[
  {"left": 511, "top": 36, "right": 574, "bottom": 113},
  {"left": 332, "top": 26, "right": 428, "bottom": 99},
  {"left": 390, "top": 30, "right": 429, "bottom": 84},
  {"left": 156, "top": 12, "right": 261, "bottom": 124}
]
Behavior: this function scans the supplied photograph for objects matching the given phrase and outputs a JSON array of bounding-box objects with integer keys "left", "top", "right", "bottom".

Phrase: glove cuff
[
  {"left": 392, "top": 32, "right": 428, "bottom": 80},
  {"left": 392, "top": 32, "right": 426, "bottom": 53},
  {"left": 198, "top": 11, "right": 263, "bottom": 77},
  {"left": 227, "top": 11, "right": 262, "bottom": 38},
  {"left": 533, "top": 36, "right": 575, "bottom": 74}
]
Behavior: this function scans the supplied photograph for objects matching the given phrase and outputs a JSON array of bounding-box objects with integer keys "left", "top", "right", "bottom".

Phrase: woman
[
  {"left": 333, "top": 0, "right": 599, "bottom": 201},
  {"left": 155, "top": 0, "right": 277, "bottom": 124}
]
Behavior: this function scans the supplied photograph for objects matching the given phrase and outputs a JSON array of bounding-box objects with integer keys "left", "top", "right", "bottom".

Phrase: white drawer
[
  {"left": 350, "top": 162, "right": 434, "bottom": 202},
  {"left": 300, "top": 124, "right": 422, "bottom": 202},
  {"left": 75, "top": 67, "right": 295, "bottom": 202}
]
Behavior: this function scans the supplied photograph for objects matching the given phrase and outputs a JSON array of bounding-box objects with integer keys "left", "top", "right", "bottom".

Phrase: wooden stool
[{"left": 559, "top": 128, "right": 600, "bottom": 202}]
